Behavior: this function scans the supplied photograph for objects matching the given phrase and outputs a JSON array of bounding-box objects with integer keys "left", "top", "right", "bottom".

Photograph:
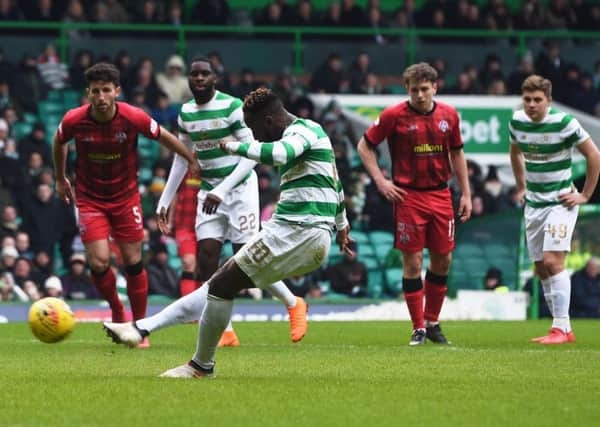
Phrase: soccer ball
[{"left": 28, "top": 297, "right": 76, "bottom": 343}]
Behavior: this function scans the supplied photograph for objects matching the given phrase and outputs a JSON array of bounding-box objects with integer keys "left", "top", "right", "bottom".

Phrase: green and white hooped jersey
[
  {"left": 230, "top": 118, "right": 348, "bottom": 230},
  {"left": 509, "top": 107, "right": 589, "bottom": 208},
  {"left": 177, "top": 91, "right": 254, "bottom": 191}
]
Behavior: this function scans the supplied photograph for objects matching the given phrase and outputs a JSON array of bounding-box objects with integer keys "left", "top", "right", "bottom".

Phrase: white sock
[
  {"left": 265, "top": 281, "right": 296, "bottom": 307},
  {"left": 549, "top": 270, "right": 571, "bottom": 333},
  {"left": 540, "top": 277, "right": 553, "bottom": 317},
  {"left": 136, "top": 283, "right": 209, "bottom": 333},
  {"left": 193, "top": 294, "right": 233, "bottom": 370}
]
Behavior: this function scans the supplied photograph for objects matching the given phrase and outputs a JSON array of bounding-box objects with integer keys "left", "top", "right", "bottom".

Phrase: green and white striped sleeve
[
  {"left": 226, "top": 133, "right": 311, "bottom": 166},
  {"left": 335, "top": 180, "right": 349, "bottom": 230}
]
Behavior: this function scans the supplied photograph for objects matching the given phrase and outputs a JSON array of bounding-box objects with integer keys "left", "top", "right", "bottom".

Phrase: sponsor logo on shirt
[
  {"left": 413, "top": 143, "right": 444, "bottom": 154},
  {"left": 88, "top": 152, "right": 122, "bottom": 161}
]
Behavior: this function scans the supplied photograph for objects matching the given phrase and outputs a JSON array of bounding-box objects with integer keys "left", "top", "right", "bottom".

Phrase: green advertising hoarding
[{"left": 345, "top": 105, "right": 513, "bottom": 154}]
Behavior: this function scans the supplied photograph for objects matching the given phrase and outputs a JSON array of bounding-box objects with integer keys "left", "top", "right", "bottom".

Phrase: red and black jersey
[
  {"left": 365, "top": 101, "right": 463, "bottom": 190},
  {"left": 57, "top": 101, "right": 160, "bottom": 202},
  {"left": 174, "top": 173, "right": 201, "bottom": 232}
]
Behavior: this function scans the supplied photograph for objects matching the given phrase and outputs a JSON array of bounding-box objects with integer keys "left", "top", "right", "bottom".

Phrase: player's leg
[
  {"left": 393, "top": 191, "right": 428, "bottom": 345},
  {"left": 176, "top": 230, "right": 198, "bottom": 296},
  {"left": 78, "top": 202, "right": 126, "bottom": 322},
  {"left": 119, "top": 240, "right": 147, "bottom": 321},
  {"left": 233, "top": 243, "right": 307, "bottom": 342},
  {"left": 85, "top": 239, "right": 125, "bottom": 322},
  {"left": 423, "top": 191, "right": 455, "bottom": 344},
  {"left": 537, "top": 204, "right": 578, "bottom": 344}
]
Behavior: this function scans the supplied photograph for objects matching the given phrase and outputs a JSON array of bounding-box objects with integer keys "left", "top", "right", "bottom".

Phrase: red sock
[
  {"left": 404, "top": 289, "right": 425, "bottom": 330},
  {"left": 92, "top": 268, "right": 124, "bottom": 322},
  {"left": 424, "top": 276, "right": 448, "bottom": 323},
  {"left": 126, "top": 269, "right": 148, "bottom": 321},
  {"left": 180, "top": 278, "right": 197, "bottom": 296}
]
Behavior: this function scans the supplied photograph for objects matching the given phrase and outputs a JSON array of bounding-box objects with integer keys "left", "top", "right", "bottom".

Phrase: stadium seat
[
  {"left": 384, "top": 267, "right": 403, "bottom": 295},
  {"left": 367, "top": 270, "right": 384, "bottom": 298},
  {"left": 12, "top": 122, "right": 32, "bottom": 140}
]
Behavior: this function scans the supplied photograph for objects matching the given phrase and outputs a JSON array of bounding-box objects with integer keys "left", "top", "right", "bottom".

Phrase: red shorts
[
  {"left": 76, "top": 194, "right": 144, "bottom": 244},
  {"left": 393, "top": 188, "right": 455, "bottom": 254},
  {"left": 175, "top": 229, "right": 197, "bottom": 257}
]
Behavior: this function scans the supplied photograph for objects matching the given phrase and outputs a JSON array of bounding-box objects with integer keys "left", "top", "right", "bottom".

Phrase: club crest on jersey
[
  {"left": 115, "top": 131, "right": 127, "bottom": 143},
  {"left": 438, "top": 120, "right": 449, "bottom": 133},
  {"left": 408, "top": 124, "right": 418, "bottom": 131}
]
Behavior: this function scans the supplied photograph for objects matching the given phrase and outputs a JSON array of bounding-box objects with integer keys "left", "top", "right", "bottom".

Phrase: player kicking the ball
[{"left": 103, "top": 88, "right": 352, "bottom": 378}]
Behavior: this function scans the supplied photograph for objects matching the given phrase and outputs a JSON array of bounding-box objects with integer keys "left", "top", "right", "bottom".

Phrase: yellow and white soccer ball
[{"left": 28, "top": 297, "right": 76, "bottom": 343}]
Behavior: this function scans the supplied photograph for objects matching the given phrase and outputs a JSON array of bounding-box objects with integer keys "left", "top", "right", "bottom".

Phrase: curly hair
[
  {"left": 85, "top": 62, "right": 120, "bottom": 86},
  {"left": 402, "top": 62, "right": 438, "bottom": 86},
  {"left": 243, "top": 87, "right": 282, "bottom": 115}
]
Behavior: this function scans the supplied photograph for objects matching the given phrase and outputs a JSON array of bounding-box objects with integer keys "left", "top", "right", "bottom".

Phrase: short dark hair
[
  {"left": 403, "top": 62, "right": 438, "bottom": 86},
  {"left": 243, "top": 88, "right": 282, "bottom": 115},
  {"left": 190, "top": 56, "right": 211, "bottom": 68},
  {"left": 84, "top": 62, "right": 120, "bottom": 86}
]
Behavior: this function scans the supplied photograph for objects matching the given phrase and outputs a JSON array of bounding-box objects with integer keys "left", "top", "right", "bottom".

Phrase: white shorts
[
  {"left": 234, "top": 220, "right": 332, "bottom": 289},
  {"left": 525, "top": 203, "right": 579, "bottom": 262},
  {"left": 195, "top": 171, "right": 259, "bottom": 244}
]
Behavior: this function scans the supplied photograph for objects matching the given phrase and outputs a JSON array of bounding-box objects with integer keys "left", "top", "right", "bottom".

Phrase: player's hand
[
  {"left": 514, "top": 187, "right": 526, "bottom": 206},
  {"left": 559, "top": 192, "right": 588, "bottom": 208},
  {"left": 336, "top": 225, "right": 355, "bottom": 256},
  {"left": 203, "top": 193, "right": 222, "bottom": 214},
  {"left": 157, "top": 207, "right": 171, "bottom": 234},
  {"left": 188, "top": 161, "right": 201, "bottom": 179},
  {"left": 56, "top": 177, "right": 75, "bottom": 204},
  {"left": 457, "top": 194, "right": 472, "bottom": 223},
  {"left": 375, "top": 178, "right": 406, "bottom": 202},
  {"left": 219, "top": 139, "right": 233, "bottom": 153}
]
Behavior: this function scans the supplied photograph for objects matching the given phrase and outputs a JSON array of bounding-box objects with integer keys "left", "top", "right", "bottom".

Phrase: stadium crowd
[{"left": 1, "top": 0, "right": 600, "bottom": 307}]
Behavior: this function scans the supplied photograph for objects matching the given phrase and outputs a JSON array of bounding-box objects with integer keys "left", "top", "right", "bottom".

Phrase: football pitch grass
[{"left": 1, "top": 320, "right": 600, "bottom": 427}]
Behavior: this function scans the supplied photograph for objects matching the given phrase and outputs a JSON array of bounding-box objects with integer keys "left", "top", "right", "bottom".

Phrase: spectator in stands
[
  {"left": 0, "top": 49, "right": 15, "bottom": 86},
  {"left": 207, "top": 51, "right": 232, "bottom": 93},
  {"left": 32, "top": 249, "right": 53, "bottom": 285},
  {"left": 146, "top": 242, "right": 178, "bottom": 298},
  {"left": 12, "top": 256, "right": 36, "bottom": 289},
  {"left": 59, "top": 252, "right": 95, "bottom": 300},
  {"left": 471, "top": 194, "right": 485, "bottom": 217},
  {"left": 535, "top": 41, "right": 566, "bottom": 100},
  {"left": 483, "top": 266, "right": 509, "bottom": 292},
  {"left": 18, "top": 122, "right": 50, "bottom": 167},
  {"left": 514, "top": 0, "right": 543, "bottom": 30},
  {"left": 151, "top": 92, "right": 178, "bottom": 130},
  {"left": 484, "top": 0, "right": 512, "bottom": 30},
  {"left": 63, "top": 0, "right": 90, "bottom": 40},
  {"left": 15, "top": 231, "right": 32, "bottom": 260},
  {"left": 25, "top": 0, "right": 59, "bottom": 22},
  {"left": 310, "top": 53, "right": 345, "bottom": 94},
  {"left": 320, "top": 1, "right": 342, "bottom": 30},
  {"left": 232, "top": 68, "right": 261, "bottom": 100},
  {"left": 44, "top": 275, "right": 63, "bottom": 298},
  {"left": 37, "top": 44, "right": 69, "bottom": 91},
  {"left": 192, "top": 0, "right": 230, "bottom": 25},
  {"left": 326, "top": 241, "right": 368, "bottom": 297},
  {"left": 130, "top": 57, "right": 161, "bottom": 109},
  {"left": 156, "top": 54, "right": 191, "bottom": 105},
  {"left": 543, "top": 0, "right": 577, "bottom": 30},
  {"left": 114, "top": 51, "right": 133, "bottom": 94},
  {"left": 340, "top": 0, "right": 365, "bottom": 27},
  {"left": 479, "top": 54, "right": 505, "bottom": 91},
  {"left": 0, "top": 204, "right": 18, "bottom": 239},
  {"left": 69, "top": 49, "right": 93, "bottom": 92},
  {"left": 288, "top": 0, "right": 315, "bottom": 27},
  {"left": 135, "top": 0, "right": 162, "bottom": 24},
  {"left": 22, "top": 279, "right": 41, "bottom": 300},
  {"left": 487, "top": 79, "right": 507, "bottom": 95},
  {"left": 12, "top": 53, "right": 46, "bottom": 113},
  {"left": 572, "top": 72, "right": 599, "bottom": 116},
  {"left": 362, "top": 169, "right": 394, "bottom": 232},
  {"left": 255, "top": 2, "right": 286, "bottom": 28},
  {"left": 165, "top": 1, "right": 183, "bottom": 26},
  {"left": 20, "top": 183, "right": 71, "bottom": 255},
  {"left": 448, "top": 71, "right": 475, "bottom": 94},
  {"left": 366, "top": 6, "right": 387, "bottom": 44},
  {"left": 570, "top": 257, "right": 600, "bottom": 318},
  {"left": 349, "top": 52, "right": 372, "bottom": 94},
  {"left": 507, "top": 52, "right": 535, "bottom": 94},
  {"left": 0, "top": 0, "right": 23, "bottom": 20},
  {"left": 0, "top": 244, "right": 18, "bottom": 274},
  {"left": 102, "top": 0, "right": 129, "bottom": 23}
]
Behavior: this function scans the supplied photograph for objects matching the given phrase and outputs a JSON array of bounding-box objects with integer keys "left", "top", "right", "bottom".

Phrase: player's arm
[
  {"left": 205, "top": 117, "right": 257, "bottom": 214},
  {"left": 450, "top": 147, "right": 472, "bottom": 222},
  {"left": 357, "top": 136, "right": 405, "bottom": 202},
  {"left": 52, "top": 127, "right": 74, "bottom": 204},
  {"left": 157, "top": 126, "right": 200, "bottom": 178},
  {"left": 220, "top": 133, "right": 311, "bottom": 166},
  {"left": 560, "top": 138, "right": 600, "bottom": 208},
  {"left": 334, "top": 180, "right": 354, "bottom": 257},
  {"left": 509, "top": 143, "right": 527, "bottom": 204},
  {"left": 156, "top": 152, "right": 188, "bottom": 234}
]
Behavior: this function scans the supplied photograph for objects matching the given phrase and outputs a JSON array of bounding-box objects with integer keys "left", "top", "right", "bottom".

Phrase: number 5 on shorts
[{"left": 132, "top": 206, "right": 142, "bottom": 224}]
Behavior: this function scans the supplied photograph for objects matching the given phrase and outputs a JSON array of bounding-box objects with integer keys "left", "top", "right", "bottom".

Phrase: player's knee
[
  {"left": 87, "top": 256, "right": 110, "bottom": 273},
  {"left": 542, "top": 253, "right": 564, "bottom": 276}
]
